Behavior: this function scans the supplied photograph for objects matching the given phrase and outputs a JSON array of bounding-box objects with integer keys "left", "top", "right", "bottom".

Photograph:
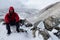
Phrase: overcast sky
[{"left": 0, "top": 0, "right": 60, "bottom": 10}]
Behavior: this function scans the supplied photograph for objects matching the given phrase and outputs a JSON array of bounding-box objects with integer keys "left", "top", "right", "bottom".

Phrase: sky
[{"left": 0, "top": 0, "right": 60, "bottom": 10}]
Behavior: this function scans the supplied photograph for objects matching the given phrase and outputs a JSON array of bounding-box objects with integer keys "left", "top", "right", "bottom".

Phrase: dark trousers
[{"left": 6, "top": 22, "right": 20, "bottom": 32}]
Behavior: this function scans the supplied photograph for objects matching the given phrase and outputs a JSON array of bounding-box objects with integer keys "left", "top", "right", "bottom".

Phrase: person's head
[{"left": 9, "top": 6, "right": 14, "bottom": 15}]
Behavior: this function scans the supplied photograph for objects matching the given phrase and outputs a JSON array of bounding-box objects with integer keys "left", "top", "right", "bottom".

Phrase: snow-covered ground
[
  {"left": 0, "top": 21, "right": 60, "bottom": 40},
  {"left": 0, "top": 12, "right": 60, "bottom": 40}
]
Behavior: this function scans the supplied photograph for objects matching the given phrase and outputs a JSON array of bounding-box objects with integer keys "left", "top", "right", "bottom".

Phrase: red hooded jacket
[{"left": 4, "top": 7, "right": 20, "bottom": 23}]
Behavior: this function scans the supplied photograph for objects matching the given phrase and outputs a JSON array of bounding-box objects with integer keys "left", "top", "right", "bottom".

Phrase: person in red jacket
[{"left": 4, "top": 6, "right": 20, "bottom": 35}]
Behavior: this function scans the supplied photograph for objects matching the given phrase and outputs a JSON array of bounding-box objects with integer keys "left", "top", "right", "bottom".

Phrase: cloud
[{"left": 0, "top": 0, "right": 60, "bottom": 10}]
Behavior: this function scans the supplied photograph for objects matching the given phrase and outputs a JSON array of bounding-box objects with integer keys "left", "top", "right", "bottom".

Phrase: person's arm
[
  {"left": 15, "top": 13, "right": 20, "bottom": 23},
  {"left": 4, "top": 14, "right": 10, "bottom": 24}
]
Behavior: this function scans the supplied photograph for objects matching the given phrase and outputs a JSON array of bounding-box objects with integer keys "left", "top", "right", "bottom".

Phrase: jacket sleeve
[
  {"left": 15, "top": 13, "right": 20, "bottom": 22},
  {"left": 4, "top": 14, "right": 10, "bottom": 23}
]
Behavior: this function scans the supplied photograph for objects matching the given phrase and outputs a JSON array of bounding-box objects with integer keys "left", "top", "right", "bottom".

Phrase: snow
[
  {"left": 37, "top": 21, "right": 45, "bottom": 30},
  {"left": 0, "top": 21, "right": 60, "bottom": 40},
  {"left": 0, "top": 22, "right": 43, "bottom": 40},
  {"left": 0, "top": 0, "right": 60, "bottom": 40},
  {"left": 48, "top": 31, "right": 60, "bottom": 40}
]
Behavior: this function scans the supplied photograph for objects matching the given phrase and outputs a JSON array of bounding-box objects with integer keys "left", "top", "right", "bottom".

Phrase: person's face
[
  {"left": 9, "top": 10, "right": 14, "bottom": 15},
  {"left": 9, "top": 10, "right": 14, "bottom": 13}
]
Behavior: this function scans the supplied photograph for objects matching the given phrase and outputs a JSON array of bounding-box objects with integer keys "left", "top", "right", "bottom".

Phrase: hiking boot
[
  {"left": 7, "top": 31, "right": 11, "bottom": 35},
  {"left": 16, "top": 29, "right": 20, "bottom": 33}
]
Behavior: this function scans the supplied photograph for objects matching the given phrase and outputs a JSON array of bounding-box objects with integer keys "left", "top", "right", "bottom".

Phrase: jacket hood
[{"left": 9, "top": 6, "right": 14, "bottom": 11}]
